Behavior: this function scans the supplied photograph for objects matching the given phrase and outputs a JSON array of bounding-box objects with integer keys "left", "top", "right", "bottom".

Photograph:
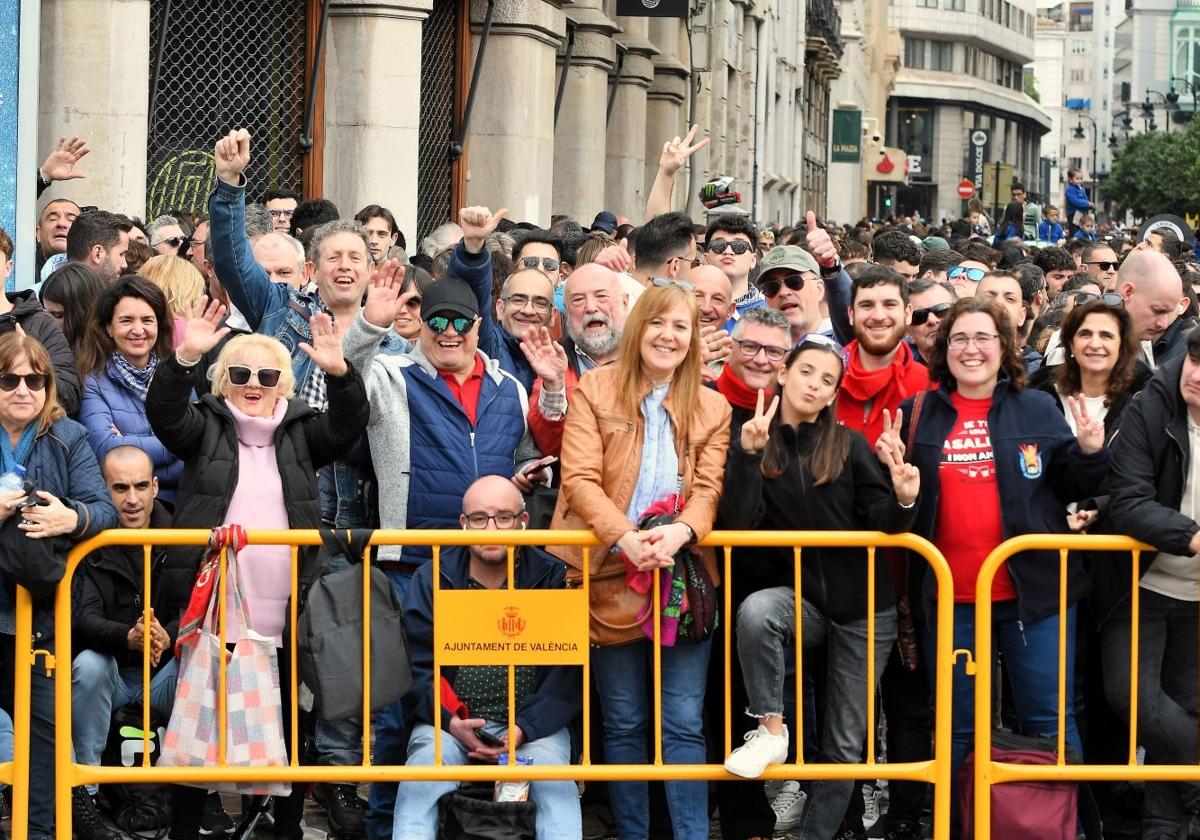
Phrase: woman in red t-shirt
[{"left": 893, "top": 297, "right": 1110, "bottom": 793}]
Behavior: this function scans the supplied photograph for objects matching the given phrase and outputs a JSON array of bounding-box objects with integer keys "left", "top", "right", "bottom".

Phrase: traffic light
[{"left": 881, "top": 186, "right": 893, "bottom": 210}]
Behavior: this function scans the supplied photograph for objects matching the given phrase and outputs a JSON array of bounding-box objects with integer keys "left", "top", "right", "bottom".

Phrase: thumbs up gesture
[{"left": 804, "top": 210, "right": 838, "bottom": 269}]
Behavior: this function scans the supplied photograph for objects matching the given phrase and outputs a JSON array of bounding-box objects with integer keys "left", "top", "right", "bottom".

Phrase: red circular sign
[{"left": 957, "top": 179, "right": 976, "bottom": 199}]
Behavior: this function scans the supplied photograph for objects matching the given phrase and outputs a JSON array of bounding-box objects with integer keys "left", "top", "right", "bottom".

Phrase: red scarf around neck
[
  {"left": 838, "top": 339, "right": 927, "bottom": 444},
  {"left": 715, "top": 364, "right": 763, "bottom": 410}
]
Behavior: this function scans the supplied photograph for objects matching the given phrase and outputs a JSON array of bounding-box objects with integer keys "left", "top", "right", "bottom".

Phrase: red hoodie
[{"left": 836, "top": 340, "right": 932, "bottom": 447}]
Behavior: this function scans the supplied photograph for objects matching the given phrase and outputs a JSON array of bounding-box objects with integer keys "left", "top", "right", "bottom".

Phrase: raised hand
[
  {"left": 519, "top": 327, "right": 568, "bottom": 392},
  {"left": 40, "top": 135, "right": 90, "bottom": 183},
  {"left": 299, "top": 313, "right": 348, "bottom": 377},
  {"left": 874, "top": 408, "right": 906, "bottom": 464},
  {"left": 459, "top": 206, "right": 509, "bottom": 254},
  {"left": 1067, "top": 395, "right": 1105, "bottom": 454},
  {"left": 214, "top": 128, "right": 251, "bottom": 185},
  {"left": 178, "top": 297, "right": 231, "bottom": 364},
  {"left": 658, "top": 124, "right": 710, "bottom": 176},
  {"left": 362, "top": 259, "right": 412, "bottom": 327},
  {"left": 876, "top": 410, "right": 919, "bottom": 505},
  {"left": 740, "top": 389, "right": 779, "bottom": 455},
  {"left": 700, "top": 325, "right": 733, "bottom": 365},
  {"left": 805, "top": 210, "right": 838, "bottom": 268},
  {"left": 594, "top": 241, "right": 632, "bottom": 274}
]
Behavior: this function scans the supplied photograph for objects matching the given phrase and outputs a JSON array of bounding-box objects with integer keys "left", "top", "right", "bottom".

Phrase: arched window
[{"left": 1175, "top": 25, "right": 1200, "bottom": 89}]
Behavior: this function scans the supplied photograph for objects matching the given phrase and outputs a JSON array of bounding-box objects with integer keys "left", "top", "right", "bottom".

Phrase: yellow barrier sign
[{"left": 435, "top": 589, "right": 589, "bottom": 665}]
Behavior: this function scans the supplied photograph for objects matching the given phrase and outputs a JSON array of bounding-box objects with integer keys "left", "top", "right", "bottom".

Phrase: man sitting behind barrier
[
  {"left": 146, "top": 300, "right": 369, "bottom": 840},
  {"left": 393, "top": 475, "right": 581, "bottom": 840},
  {"left": 71, "top": 446, "right": 178, "bottom": 840},
  {"left": 1105, "top": 327, "right": 1200, "bottom": 839}
]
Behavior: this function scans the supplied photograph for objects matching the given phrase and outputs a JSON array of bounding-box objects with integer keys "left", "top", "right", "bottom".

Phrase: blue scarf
[
  {"left": 109, "top": 353, "right": 159, "bottom": 402},
  {"left": 0, "top": 423, "right": 38, "bottom": 476}
]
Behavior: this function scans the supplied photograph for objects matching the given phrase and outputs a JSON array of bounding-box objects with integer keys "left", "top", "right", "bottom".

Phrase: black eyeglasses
[
  {"left": 1085, "top": 261, "right": 1121, "bottom": 272},
  {"left": 757, "top": 273, "right": 807, "bottom": 298},
  {"left": 463, "top": 511, "right": 522, "bottom": 529},
  {"left": 502, "top": 294, "right": 553, "bottom": 313},
  {"left": 267, "top": 209, "right": 295, "bottom": 220},
  {"left": 649, "top": 277, "right": 696, "bottom": 292},
  {"left": 426, "top": 315, "right": 477, "bottom": 334},
  {"left": 519, "top": 256, "right": 561, "bottom": 273},
  {"left": 706, "top": 238, "right": 753, "bottom": 256},
  {"left": 227, "top": 366, "right": 282, "bottom": 388},
  {"left": 911, "top": 302, "right": 953, "bottom": 326},
  {"left": 155, "top": 236, "right": 187, "bottom": 248},
  {"left": 732, "top": 339, "right": 788, "bottom": 363},
  {"left": 1073, "top": 292, "right": 1123, "bottom": 306},
  {"left": 0, "top": 373, "right": 46, "bottom": 392}
]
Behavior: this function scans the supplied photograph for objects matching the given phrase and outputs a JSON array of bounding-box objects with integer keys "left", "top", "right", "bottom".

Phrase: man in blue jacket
[{"left": 393, "top": 476, "right": 581, "bottom": 840}]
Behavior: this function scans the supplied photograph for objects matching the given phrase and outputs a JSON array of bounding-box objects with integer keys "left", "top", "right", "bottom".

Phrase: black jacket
[
  {"left": 402, "top": 545, "right": 581, "bottom": 745},
  {"left": 71, "top": 503, "right": 184, "bottom": 669},
  {"left": 717, "top": 424, "right": 915, "bottom": 622},
  {"left": 145, "top": 353, "right": 370, "bottom": 594},
  {"left": 1102, "top": 356, "right": 1199, "bottom": 624},
  {"left": 1152, "top": 315, "right": 1194, "bottom": 370},
  {"left": 0, "top": 291, "right": 80, "bottom": 415},
  {"left": 899, "top": 379, "right": 1110, "bottom": 624},
  {"left": 1027, "top": 361, "right": 1152, "bottom": 444}
]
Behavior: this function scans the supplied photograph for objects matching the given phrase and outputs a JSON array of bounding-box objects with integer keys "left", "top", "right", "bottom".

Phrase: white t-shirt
[{"left": 1058, "top": 391, "right": 1107, "bottom": 435}]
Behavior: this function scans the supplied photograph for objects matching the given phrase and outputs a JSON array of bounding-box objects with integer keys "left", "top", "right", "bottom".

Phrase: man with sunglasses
[
  {"left": 148, "top": 215, "right": 188, "bottom": 257},
  {"left": 703, "top": 215, "right": 763, "bottom": 329},
  {"left": 906, "top": 278, "right": 956, "bottom": 364},
  {"left": 755, "top": 244, "right": 844, "bottom": 347},
  {"left": 945, "top": 261, "right": 990, "bottom": 299},
  {"left": 512, "top": 229, "right": 564, "bottom": 286},
  {"left": 1082, "top": 242, "right": 1121, "bottom": 291}
]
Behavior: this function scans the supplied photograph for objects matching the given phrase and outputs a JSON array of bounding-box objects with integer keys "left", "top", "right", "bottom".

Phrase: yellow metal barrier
[
  {"left": 972, "top": 534, "right": 1157, "bottom": 838},
  {"left": 32, "top": 528, "right": 958, "bottom": 840}
]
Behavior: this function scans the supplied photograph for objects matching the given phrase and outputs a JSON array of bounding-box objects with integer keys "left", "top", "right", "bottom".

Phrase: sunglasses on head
[
  {"left": 425, "top": 315, "right": 477, "bottom": 334},
  {"left": 0, "top": 373, "right": 46, "bottom": 392},
  {"left": 649, "top": 276, "right": 696, "bottom": 292},
  {"left": 519, "top": 256, "right": 561, "bottom": 273},
  {"left": 227, "top": 366, "right": 282, "bottom": 388},
  {"left": 757, "top": 273, "right": 807, "bottom": 298},
  {"left": 706, "top": 238, "right": 754, "bottom": 256},
  {"left": 911, "top": 302, "right": 953, "bottom": 326},
  {"left": 1073, "top": 292, "right": 1123, "bottom": 306},
  {"left": 1085, "top": 260, "right": 1121, "bottom": 272},
  {"left": 795, "top": 333, "right": 848, "bottom": 365},
  {"left": 947, "top": 266, "right": 987, "bottom": 283}
]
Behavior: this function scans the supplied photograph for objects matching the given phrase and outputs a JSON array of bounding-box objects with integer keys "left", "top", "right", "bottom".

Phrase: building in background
[
  {"left": 887, "top": 0, "right": 1050, "bottom": 223},
  {"left": 1033, "top": 12, "right": 1067, "bottom": 198}
]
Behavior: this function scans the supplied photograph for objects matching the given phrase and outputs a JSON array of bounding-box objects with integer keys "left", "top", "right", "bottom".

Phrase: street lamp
[
  {"left": 1170, "top": 76, "right": 1199, "bottom": 119},
  {"left": 1072, "top": 114, "right": 1098, "bottom": 190},
  {"left": 1142, "top": 88, "right": 1178, "bottom": 132}
]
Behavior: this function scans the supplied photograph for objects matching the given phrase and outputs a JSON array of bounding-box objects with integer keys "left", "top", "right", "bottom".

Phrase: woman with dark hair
[
  {"left": 718, "top": 337, "right": 918, "bottom": 838},
  {"left": 550, "top": 282, "right": 731, "bottom": 840},
  {"left": 991, "top": 201, "right": 1026, "bottom": 247},
  {"left": 77, "top": 276, "right": 183, "bottom": 503},
  {"left": 1029, "top": 298, "right": 1150, "bottom": 441},
  {"left": 895, "top": 296, "right": 1110, "bottom": 787},
  {"left": 39, "top": 262, "right": 107, "bottom": 349}
]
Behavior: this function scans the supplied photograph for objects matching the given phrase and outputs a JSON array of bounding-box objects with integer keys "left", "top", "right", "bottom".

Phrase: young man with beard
[{"left": 837, "top": 265, "right": 930, "bottom": 446}]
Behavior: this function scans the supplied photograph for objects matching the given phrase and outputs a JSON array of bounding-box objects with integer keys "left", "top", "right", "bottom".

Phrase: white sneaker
[
  {"left": 771, "top": 780, "right": 808, "bottom": 832},
  {"left": 862, "top": 783, "right": 882, "bottom": 830},
  {"left": 723, "top": 724, "right": 789, "bottom": 779}
]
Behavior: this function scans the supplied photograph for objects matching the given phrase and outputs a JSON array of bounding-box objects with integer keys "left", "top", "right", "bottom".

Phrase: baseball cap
[
  {"left": 757, "top": 245, "right": 820, "bottom": 281},
  {"left": 922, "top": 235, "right": 950, "bottom": 251},
  {"left": 590, "top": 211, "right": 618, "bottom": 235},
  {"left": 420, "top": 276, "right": 480, "bottom": 320}
]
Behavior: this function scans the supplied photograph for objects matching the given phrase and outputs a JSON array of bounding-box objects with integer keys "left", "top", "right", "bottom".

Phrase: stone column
[
  {"left": 551, "top": 4, "right": 617, "bottom": 223},
  {"left": 463, "top": 0, "right": 565, "bottom": 225},
  {"left": 324, "top": 0, "right": 431, "bottom": 247},
  {"left": 644, "top": 17, "right": 691, "bottom": 209},
  {"left": 38, "top": 0, "right": 150, "bottom": 215},
  {"left": 604, "top": 16, "right": 656, "bottom": 222}
]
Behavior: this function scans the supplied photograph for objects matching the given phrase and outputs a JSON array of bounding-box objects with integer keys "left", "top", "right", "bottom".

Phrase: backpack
[
  {"left": 437, "top": 784, "right": 537, "bottom": 840},
  {"left": 99, "top": 703, "right": 172, "bottom": 839},
  {"left": 297, "top": 529, "right": 412, "bottom": 720},
  {"left": 957, "top": 728, "right": 1099, "bottom": 840}
]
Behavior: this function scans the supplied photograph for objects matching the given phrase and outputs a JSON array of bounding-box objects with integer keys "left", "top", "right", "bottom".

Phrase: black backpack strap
[{"left": 318, "top": 528, "right": 375, "bottom": 567}]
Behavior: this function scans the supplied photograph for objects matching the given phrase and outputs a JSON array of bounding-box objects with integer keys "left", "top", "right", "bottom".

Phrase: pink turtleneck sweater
[{"left": 223, "top": 397, "right": 291, "bottom": 646}]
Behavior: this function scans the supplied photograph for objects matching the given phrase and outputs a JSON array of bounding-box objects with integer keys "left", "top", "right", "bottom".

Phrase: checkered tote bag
[{"left": 159, "top": 527, "right": 290, "bottom": 796}]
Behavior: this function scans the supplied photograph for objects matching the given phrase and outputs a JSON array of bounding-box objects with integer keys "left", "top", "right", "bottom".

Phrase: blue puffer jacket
[
  {"left": 455, "top": 244, "right": 537, "bottom": 393},
  {"left": 899, "top": 378, "right": 1110, "bottom": 625},
  {"left": 81, "top": 363, "right": 184, "bottom": 503},
  {"left": 343, "top": 313, "right": 540, "bottom": 564},
  {"left": 0, "top": 417, "right": 118, "bottom": 640}
]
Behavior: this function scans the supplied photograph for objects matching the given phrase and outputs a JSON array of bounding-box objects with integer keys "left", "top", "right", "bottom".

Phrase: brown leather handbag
[{"left": 565, "top": 554, "right": 650, "bottom": 647}]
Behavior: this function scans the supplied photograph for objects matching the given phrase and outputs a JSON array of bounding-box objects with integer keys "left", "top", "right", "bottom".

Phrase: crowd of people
[{"left": 4, "top": 124, "right": 1199, "bottom": 840}]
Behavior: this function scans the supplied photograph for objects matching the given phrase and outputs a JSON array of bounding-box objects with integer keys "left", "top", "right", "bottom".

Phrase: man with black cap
[
  {"left": 589, "top": 210, "right": 618, "bottom": 235},
  {"left": 343, "top": 263, "right": 542, "bottom": 837}
]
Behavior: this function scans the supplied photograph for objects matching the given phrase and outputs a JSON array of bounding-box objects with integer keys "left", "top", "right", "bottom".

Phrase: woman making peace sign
[{"left": 717, "top": 338, "right": 919, "bottom": 840}]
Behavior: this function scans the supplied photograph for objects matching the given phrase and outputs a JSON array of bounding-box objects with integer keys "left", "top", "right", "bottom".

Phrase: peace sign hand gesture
[
  {"left": 876, "top": 409, "right": 920, "bottom": 507},
  {"left": 658, "top": 124, "right": 710, "bottom": 176},
  {"left": 1067, "top": 395, "right": 1105, "bottom": 454},
  {"left": 740, "top": 389, "right": 779, "bottom": 455}
]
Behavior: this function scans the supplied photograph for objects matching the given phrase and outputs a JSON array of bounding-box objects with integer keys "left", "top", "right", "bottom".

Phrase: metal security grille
[
  {"left": 417, "top": 0, "right": 459, "bottom": 244},
  {"left": 146, "top": 0, "right": 307, "bottom": 220}
]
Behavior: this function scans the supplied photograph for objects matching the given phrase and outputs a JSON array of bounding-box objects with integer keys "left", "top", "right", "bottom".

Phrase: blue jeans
[
  {"left": 365, "top": 568, "right": 414, "bottom": 840},
  {"left": 71, "top": 650, "right": 179, "bottom": 794},
  {"left": 924, "top": 601, "right": 1081, "bottom": 775},
  {"left": 591, "top": 637, "right": 712, "bottom": 840},
  {"left": 393, "top": 723, "right": 579, "bottom": 840}
]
